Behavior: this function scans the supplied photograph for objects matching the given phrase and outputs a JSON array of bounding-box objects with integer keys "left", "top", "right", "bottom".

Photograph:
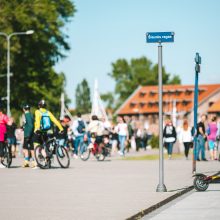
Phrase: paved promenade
[
  {"left": 143, "top": 184, "right": 220, "bottom": 220},
  {"left": 0, "top": 151, "right": 219, "bottom": 220}
]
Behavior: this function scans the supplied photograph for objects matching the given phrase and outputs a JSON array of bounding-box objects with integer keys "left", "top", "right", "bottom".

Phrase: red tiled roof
[
  {"left": 117, "top": 84, "right": 220, "bottom": 115},
  {"left": 208, "top": 99, "right": 220, "bottom": 113}
]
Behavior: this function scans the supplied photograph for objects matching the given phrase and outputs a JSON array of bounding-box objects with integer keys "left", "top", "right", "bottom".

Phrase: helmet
[
  {"left": 23, "top": 104, "right": 30, "bottom": 110},
  {"left": 38, "top": 100, "right": 46, "bottom": 108}
]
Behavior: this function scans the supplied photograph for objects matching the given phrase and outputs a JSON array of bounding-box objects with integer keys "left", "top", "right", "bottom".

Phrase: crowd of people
[
  {"left": 163, "top": 114, "right": 220, "bottom": 161},
  {"left": 1, "top": 99, "right": 220, "bottom": 169},
  {"left": 64, "top": 114, "right": 150, "bottom": 158},
  {"left": 0, "top": 102, "right": 152, "bottom": 168}
]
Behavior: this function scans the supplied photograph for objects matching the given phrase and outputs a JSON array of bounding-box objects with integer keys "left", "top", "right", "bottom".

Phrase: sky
[{"left": 55, "top": 0, "right": 220, "bottom": 107}]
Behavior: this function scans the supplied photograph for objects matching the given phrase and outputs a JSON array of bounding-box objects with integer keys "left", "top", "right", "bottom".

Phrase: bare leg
[
  {"left": 22, "top": 149, "right": 29, "bottom": 167},
  {"left": 210, "top": 149, "right": 214, "bottom": 160}
]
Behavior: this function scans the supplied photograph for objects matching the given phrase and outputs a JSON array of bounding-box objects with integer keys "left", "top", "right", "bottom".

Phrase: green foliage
[
  {"left": 75, "top": 79, "right": 92, "bottom": 114},
  {"left": 101, "top": 92, "right": 115, "bottom": 110},
  {"left": 149, "top": 135, "right": 159, "bottom": 149},
  {"left": 106, "top": 56, "right": 181, "bottom": 110},
  {"left": 0, "top": 0, "right": 76, "bottom": 115}
]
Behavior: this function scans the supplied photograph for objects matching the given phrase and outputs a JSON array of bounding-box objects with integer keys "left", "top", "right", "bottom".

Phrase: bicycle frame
[{"left": 38, "top": 132, "right": 56, "bottom": 157}]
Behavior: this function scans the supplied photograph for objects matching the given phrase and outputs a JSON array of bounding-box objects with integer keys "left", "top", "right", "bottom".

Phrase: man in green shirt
[{"left": 22, "top": 104, "right": 34, "bottom": 168}]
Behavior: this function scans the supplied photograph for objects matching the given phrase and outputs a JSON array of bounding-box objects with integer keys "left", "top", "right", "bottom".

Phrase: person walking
[
  {"left": 196, "top": 114, "right": 208, "bottom": 161},
  {"left": 6, "top": 117, "right": 17, "bottom": 158},
  {"left": 115, "top": 116, "right": 128, "bottom": 156},
  {"left": 0, "top": 104, "right": 9, "bottom": 168},
  {"left": 179, "top": 119, "right": 193, "bottom": 159},
  {"left": 71, "top": 112, "right": 86, "bottom": 158},
  {"left": 163, "top": 118, "right": 177, "bottom": 159},
  {"left": 207, "top": 116, "right": 218, "bottom": 160},
  {"left": 216, "top": 117, "right": 220, "bottom": 160},
  {"left": 22, "top": 104, "right": 34, "bottom": 168},
  {"left": 110, "top": 125, "right": 119, "bottom": 155}
]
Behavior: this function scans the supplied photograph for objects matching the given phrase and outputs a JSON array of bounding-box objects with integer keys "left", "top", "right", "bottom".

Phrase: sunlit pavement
[
  {"left": 143, "top": 184, "right": 220, "bottom": 220},
  {"left": 0, "top": 152, "right": 219, "bottom": 220}
]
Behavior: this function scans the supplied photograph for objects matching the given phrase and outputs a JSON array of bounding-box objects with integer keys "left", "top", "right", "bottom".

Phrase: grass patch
[{"left": 122, "top": 153, "right": 184, "bottom": 161}]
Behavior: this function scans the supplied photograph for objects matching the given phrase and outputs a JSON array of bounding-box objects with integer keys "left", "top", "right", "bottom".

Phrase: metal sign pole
[
  {"left": 193, "top": 71, "right": 198, "bottom": 174},
  {"left": 193, "top": 53, "right": 201, "bottom": 174},
  {"left": 156, "top": 42, "right": 167, "bottom": 192},
  {"left": 146, "top": 31, "right": 174, "bottom": 192}
]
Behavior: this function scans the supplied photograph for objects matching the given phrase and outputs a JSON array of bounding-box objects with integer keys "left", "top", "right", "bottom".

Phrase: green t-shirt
[{"left": 24, "top": 112, "right": 34, "bottom": 138}]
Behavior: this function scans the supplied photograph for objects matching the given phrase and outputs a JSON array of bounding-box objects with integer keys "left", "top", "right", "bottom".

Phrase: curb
[{"left": 126, "top": 186, "right": 194, "bottom": 220}]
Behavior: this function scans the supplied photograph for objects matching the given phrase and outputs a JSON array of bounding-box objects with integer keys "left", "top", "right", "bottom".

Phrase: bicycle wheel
[
  {"left": 34, "top": 145, "right": 49, "bottom": 169},
  {"left": 79, "top": 142, "right": 90, "bottom": 161},
  {"left": 95, "top": 147, "right": 105, "bottom": 161},
  {"left": 56, "top": 145, "right": 70, "bottom": 168},
  {"left": 2, "top": 145, "right": 12, "bottom": 168}
]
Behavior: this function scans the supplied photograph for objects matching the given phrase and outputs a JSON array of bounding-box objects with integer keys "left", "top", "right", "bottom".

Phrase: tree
[
  {"left": 0, "top": 0, "right": 76, "bottom": 114},
  {"left": 101, "top": 92, "right": 115, "bottom": 110},
  {"left": 75, "top": 79, "right": 92, "bottom": 114},
  {"left": 106, "top": 56, "right": 181, "bottom": 110}
]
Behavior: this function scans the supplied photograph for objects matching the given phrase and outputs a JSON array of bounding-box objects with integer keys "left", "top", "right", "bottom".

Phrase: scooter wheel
[{"left": 193, "top": 174, "right": 209, "bottom": 192}]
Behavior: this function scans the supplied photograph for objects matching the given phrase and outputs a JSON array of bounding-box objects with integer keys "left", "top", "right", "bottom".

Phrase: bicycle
[
  {"left": 1, "top": 140, "right": 12, "bottom": 168},
  {"left": 79, "top": 134, "right": 111, "bottom": 161},
  {"left": 34, "top": 131, "right": 70, "bottom": 169}
]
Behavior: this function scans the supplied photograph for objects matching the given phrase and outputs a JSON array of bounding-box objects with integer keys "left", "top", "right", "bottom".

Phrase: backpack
[
  {"left": 77, "top": 120, "right": 85, "bottom": 134},
  {"left": 40, "top": 111, "right": 51, "bottom": 131}
]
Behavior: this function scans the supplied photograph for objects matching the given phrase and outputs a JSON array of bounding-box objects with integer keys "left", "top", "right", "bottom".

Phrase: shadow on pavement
[{"left": 9, "top": 165, "right": 21, "bottom": 169}]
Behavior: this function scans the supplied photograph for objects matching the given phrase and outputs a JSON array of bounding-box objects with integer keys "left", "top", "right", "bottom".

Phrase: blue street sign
[{"left": 146, "top": 32, "right": 174, "bottom": 43}]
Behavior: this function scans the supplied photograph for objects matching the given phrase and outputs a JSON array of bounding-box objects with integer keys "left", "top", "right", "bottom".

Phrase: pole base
[{"left": 156, "top": 184, "right": 167, "bottom": 192}]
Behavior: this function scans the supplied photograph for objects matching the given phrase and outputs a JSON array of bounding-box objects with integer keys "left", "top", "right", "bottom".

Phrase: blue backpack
[
  {"left": 77, "top": 120, "right": 85, "bottom": 134},
  {"left": 40, "top": 111, "right": 51, "bottom": 131}
]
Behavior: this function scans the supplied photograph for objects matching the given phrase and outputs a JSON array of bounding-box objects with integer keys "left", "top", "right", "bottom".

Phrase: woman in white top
[
  {"left": 179, "top": 119, "right": 193, "bottom": 159},
  {"left": 115, "top": 116, "right": 128, "bottom": 156}
]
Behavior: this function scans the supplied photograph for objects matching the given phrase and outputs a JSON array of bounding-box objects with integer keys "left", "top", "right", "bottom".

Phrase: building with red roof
[{"left": 116, "top": 84, "right": 220, "bottom": 125}]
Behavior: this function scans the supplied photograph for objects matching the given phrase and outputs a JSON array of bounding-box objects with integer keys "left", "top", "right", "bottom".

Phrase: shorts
[
  {"left": 23, "top": 137, "right": 34, "bottom": 150},
  {"left": 7, "top": 137, "right": 16, "bottom": 145},
  {"left": 208, "top": 140, "right": 216, "bottom": 150}
]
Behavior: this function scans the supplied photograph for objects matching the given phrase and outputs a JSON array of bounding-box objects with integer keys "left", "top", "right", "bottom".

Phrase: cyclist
[
  {"left": 0, "top": 104, "right": 9, "bottom": 168},
  {"left": 22, "top": 104, "right": 34, "bottom": 168},
  {"left": 33, "top": 100, "right": 64, "bottom": 168},
  {"left": 86, "top": 115, "right": 104, "bottom": 153}
]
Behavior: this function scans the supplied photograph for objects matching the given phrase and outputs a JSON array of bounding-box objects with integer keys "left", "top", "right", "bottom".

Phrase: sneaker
[
  {"left": 73, "top": 154, "right": 78, "bottom": 159},
  {"left": 118, "top": 151, "right": 123, "bottom": 156},
  {"left": 168, "top": 155, "right": 172, "bottom": 160},
  {"left": 22, "top": 160, "right": 29, "bottom": 168},
  {"left": 202, "top": 158, "right": 208, "bottom": 161},
  {"left": 80, "top": 155, "right": 84, "bottom": 159},
  {"left": 32, "top": 166, "right": 39, "bottom": 170},
  {"left": 0, "top": 163, "right": 5, "bottom": 168},
  {"left": 30, "top": 161, "right": 36, "bottom": 168},
  {"left": 197, "top": 159, "right": 200, "bottom": 161}
]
